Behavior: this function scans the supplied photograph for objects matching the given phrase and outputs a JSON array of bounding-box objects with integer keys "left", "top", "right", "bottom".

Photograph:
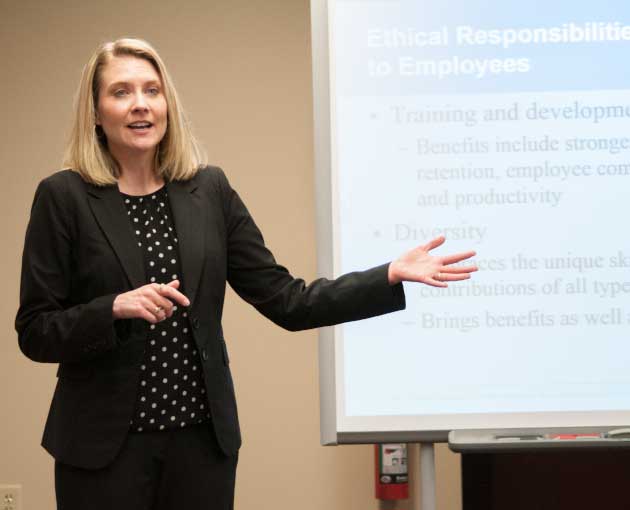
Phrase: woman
[{"left": 15, "top": 38, "right": 476, "bottom": 510}]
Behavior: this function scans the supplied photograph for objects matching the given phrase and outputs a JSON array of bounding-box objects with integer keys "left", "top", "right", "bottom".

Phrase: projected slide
[{"left": 329, "top": 0, "right": 630, "bottom": 427}]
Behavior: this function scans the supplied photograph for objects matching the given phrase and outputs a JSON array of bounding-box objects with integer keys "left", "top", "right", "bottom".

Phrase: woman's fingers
[
  {"left": 156, "top": 280, "right": 190, "bottom": 307},
  {"left": 441, "top": 250, "right": 477, "bottom": 265},
  {"left": 146, "top": 308, "right": 162, "bottom": 324},
  {"left": 145, "top": 280, "right": 191, "bottom": 323},
  {"left": 146, "top": 289, "right": 174, "bottom": 316},
  {"left": 141, "top": 295, "right": 168, "bottom": 321},
  {"left": 138, "top": 308, "right": 159, "bottom": 324},
  {"left": 134, "top": 298, "right": 161, "bottom": 324},
  {"left": 440, "top": 264, "right": 478, "bottom": 274},
  {"left": 424, "top": 276, "right": 449, "bottom": 288},
  {"left": 436, "top": 272, "right": 471, "bottom": 282},
  {"left": 422, "top": 235, "right": 446, "bottom": 252}
]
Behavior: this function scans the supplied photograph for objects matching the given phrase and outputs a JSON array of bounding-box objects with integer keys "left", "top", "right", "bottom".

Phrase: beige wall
[{"left": 0, "top": 1, "right": 461, "bottom": 509}]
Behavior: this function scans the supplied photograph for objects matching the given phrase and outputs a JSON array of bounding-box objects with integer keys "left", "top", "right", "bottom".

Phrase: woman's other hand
[
  {"left": 388, "top": 236, "right": 478, "bottom": 287},
  {"left": 112, "top": 280, "right": 190, "bottom": 323}
]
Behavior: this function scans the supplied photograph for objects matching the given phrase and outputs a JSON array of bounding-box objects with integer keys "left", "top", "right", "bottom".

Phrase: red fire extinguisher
[{"left": 375, "top": 443, "right": 409, "bottom": 500}]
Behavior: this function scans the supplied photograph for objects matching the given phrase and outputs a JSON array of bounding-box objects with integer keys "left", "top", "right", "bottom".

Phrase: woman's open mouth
[{"left": 127, "top": 121, "right": 154, "bottom": 133}]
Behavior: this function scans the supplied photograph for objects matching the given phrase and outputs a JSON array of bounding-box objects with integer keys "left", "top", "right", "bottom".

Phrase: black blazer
[{"left": 15, "top": 166, "right": 405, "bottom": 469}]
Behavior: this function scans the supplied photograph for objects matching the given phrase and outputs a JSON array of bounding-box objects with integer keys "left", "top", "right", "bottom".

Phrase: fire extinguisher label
[
  {"left": 375, "top": 444, "right": 409, "bottom": 500},
  {"left": 380, "top": 444, "right": 407, "bottom": 479}
]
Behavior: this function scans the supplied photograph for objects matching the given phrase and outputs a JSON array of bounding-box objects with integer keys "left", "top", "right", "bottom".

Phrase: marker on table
[
  {"left": 604, "top": 428, "right": 630, "bottom": 439},
  {"left": 495, "top": 435, "right": 544, "bottom": 441},
  {"left": 546, "top": 433, "right": 602, "bottom": 440}
]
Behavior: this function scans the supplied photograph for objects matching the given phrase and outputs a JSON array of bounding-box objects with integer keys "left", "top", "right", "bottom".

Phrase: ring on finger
[
  {"left": 154, "top": 306, "right": 164, "bottom": 314},
  {"left": 436, "top": 272, "right": 442, "bottom": 280}
]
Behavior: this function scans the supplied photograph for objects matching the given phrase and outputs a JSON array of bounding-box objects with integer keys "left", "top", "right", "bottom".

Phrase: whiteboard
[{"left": 311, "top": 0, "right": 630, "bottom": 444}]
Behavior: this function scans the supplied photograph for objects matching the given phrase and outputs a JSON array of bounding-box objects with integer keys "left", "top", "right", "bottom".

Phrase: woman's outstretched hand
[
  {"left": 112, "top": 280, "right": 190, "bottom": 324},
  {"left": 388, "top": 236, "right": 478, "bottom": 287}
]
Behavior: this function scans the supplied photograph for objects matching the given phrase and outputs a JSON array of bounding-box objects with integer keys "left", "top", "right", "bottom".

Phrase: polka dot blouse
[{"left": 121, "top": 186, "right": 210, "bottom": 432}]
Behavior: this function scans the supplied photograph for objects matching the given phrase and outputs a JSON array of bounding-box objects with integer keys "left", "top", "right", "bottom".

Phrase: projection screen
[{"left": 311, "top": 0, "right": 630, "bottom": 444}]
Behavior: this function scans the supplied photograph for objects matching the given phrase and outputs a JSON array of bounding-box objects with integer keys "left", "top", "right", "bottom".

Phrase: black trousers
[{"left": 55, "top": 423, "right": 238, "bottom": 510}]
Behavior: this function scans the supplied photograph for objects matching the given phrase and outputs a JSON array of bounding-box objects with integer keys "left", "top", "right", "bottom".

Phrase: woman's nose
[{"left": 131, "top": 91, "right": 149, "bottom": 111}]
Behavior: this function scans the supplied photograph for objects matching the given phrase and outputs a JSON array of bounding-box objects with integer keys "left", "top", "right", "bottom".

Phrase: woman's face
[{"left": 96, "top": 56, "right": 168, "bottom": 162}]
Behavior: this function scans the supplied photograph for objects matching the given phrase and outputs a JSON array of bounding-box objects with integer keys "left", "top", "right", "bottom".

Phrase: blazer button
[
  {"left": 201, "top": 349, "right": 208, "bottom": 361},
  {"left": 191, "top": 317, "right": 200, "bottom": 329}
]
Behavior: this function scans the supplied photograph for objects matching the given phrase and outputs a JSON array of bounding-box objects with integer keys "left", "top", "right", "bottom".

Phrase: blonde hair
[{"left": 63, "top": 38, "right": 206, "bottom": 185}]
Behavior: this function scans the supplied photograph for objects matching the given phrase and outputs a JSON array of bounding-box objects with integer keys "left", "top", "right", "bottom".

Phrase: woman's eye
[
  {"left": 113, "top": 89, "right": 128, "bottom": 97},
  {"left": 147, "top": 88, "right": 160, "bottom": 95}
]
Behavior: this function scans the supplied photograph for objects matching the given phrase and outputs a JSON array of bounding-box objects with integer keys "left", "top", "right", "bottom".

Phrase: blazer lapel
[
  {"left": 86, "top": 184, "right": 146, "bottom": 290},
  {"left": 166, "top": 177, "right": 206, "bottom": 307}
]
